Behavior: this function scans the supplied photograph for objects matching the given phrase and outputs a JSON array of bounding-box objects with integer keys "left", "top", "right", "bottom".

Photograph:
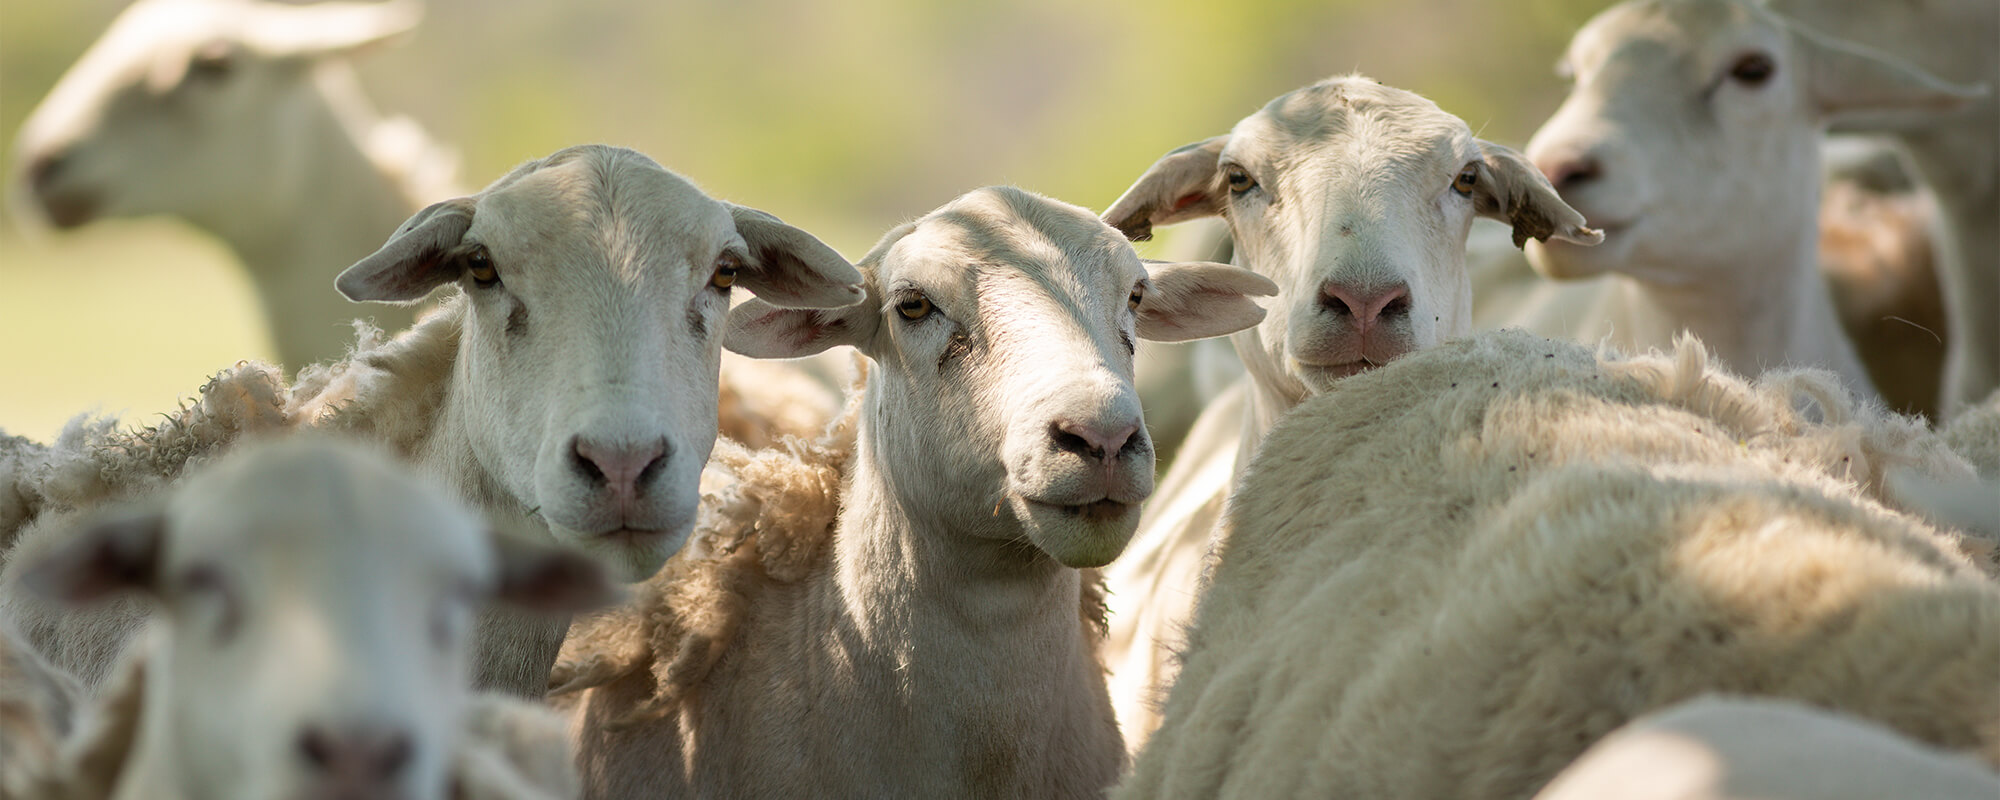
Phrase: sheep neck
[
  {"left": 1617, "top": 221, "right": 1878, "bottom": 399},
  {"left": 185, "top": 65, "right": 424, "bottom": 369}
]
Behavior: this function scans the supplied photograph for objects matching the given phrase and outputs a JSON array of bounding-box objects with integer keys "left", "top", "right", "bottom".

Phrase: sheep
[
  {"left": 1769, "top": 0, "right": 1999, "bottom": 418},
  {"left": 9, "top": 0, "right": 456, "bottom": 369},
  {"left": 0, "top": 144, "right": 867, "bottom": 697},
  {"left": 1524, "top": 0, "right": 1990, "bottom": 412},
  {"left": 1532, "top": 697, "right": 2000, "bottom": 800},
  {"left": 549, "top": 185, "right": 1278, "bottom": 798},
  {"left": 4, "top": 437, "right": 613, "bottom": 800},
  {"left": 1095, "top": 74, "right": 1602, "bottom": 750},
  {"left": 1119, "top": 329, "right": 2000, "bottom": 800},
  {"left": 1, "top": 617, "right": 85, "bottom": 799}
]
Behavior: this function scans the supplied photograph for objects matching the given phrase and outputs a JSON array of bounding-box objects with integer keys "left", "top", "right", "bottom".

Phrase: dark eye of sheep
[
  {"left": 1729, "top": 53, "right": 1775, "bottom": 86},
  {"left": 1224, "top": 165, "right": 1257, "bottom": 194},
  {"left": 711, "top": 252, "right": 741, "bottom": 290},
  {"left": 897, "top": 295, "right": 933, "bottom": 321},
  {"left": 465, "top": 247, "right": 500, "bottom": 288},
  {"left": 1452, "top": 164, "right": 1479, "bottom": 197},
  {"left": 1128, "top": 285, "right": 1145, "bottom": 312}
]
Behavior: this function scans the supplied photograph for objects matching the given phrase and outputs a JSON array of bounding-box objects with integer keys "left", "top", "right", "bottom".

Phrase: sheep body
[{"left": 1121, "top": 330, "right": 2000, "bottom": 799}]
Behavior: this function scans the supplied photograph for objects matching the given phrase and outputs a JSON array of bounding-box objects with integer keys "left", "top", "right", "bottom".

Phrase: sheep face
[
  {"left": 1525, "top": 0, "right": 1980, "bottom": 284},
  {"left": 1106, "top": 77, "right": 1599, "bottom": 398},
  {"left": 10, "top": 0, "right": 420, "bottom": 229},
  {"left": 336, "top": 146, "right": 863, "bottom": 582},
  {"left": 18, "top": 439, "right": 614, "bottom": 800},
  {"left": 726, "top": 187, "right": 1274, "bottom": 568}
]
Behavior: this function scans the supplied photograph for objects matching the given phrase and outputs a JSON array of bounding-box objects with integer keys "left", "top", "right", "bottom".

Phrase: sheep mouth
[
  {"left": 1297, "top": 360, "right": 1380, "bottom": 380},
  {"left": 594, "top": 527, "right": 673, "bottom": 546},
  {"left": 37, "top": 189, "right": 101, "bottom": 229},
  {"left": 1027, "top": 498, "right": 1133, "bottom": 523}
]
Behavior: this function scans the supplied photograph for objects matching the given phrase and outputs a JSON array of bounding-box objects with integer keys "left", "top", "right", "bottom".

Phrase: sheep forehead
[
  {"left": 1574, "top": 0, "right": 1784, "bottom": 80},
  {"left": 163, "top": 443, "right": 491, "bottom": 588},
  {"left": 472, "top": 147, "right": 738, "bottom": 284},
  {"left": 889, "top": 187, "right": 1142, "bottom": 315},
  {"left": 1231, "top": 77, "right": 1477, "bottom": 195}
]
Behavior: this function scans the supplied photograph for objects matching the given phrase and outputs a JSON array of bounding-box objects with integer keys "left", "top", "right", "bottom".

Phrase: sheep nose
[
  {"left": 25, "top": 151, "right": 67, "bottom": 196},
  {"left": 1318, "top": 281, "right": 1410, "bottom": 334},
  {"left": 1539, "top": 153, "right": 1602, "bottom": 193},
  {"left": 297, "top": 724, "right": 414, "bottom": 785},
  {"left": 1050, "top": 418, "right": 1141, "bottom": 465},
  {"left": 571, "top": 436, "right": 669, "bottom": 500}
]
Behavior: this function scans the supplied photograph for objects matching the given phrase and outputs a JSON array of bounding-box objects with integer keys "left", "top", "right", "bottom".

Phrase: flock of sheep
[{"left": 1, "top": 0, "right": 1997, "bottom": 798}]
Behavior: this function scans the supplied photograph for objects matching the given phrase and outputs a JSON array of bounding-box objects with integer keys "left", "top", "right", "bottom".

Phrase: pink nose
[
  {"left": 1051, "top": 419, "right": 1140, "bottom": 464},
  {"left": 1319, "top": 282, "right": 1410, "bottom": 334},
  {"left": 1537, "top": 153, "right": 1602, "bottom": 192},
  {"left": 572, "top": 436, "right": 668, "bottom": 501},
  {"left": 297, "top": 724, "right": 414, "bottom": 787}
]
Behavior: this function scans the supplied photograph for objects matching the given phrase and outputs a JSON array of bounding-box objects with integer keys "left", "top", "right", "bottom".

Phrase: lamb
[
  {"left": 10, "top": 0, "right": 457, "bottom": 368},
  {"left": 1524, "top": 0, "right": 1989, "bottom": 411},
  {"left": 5, "top": 437, "right": 613, "bottom": 800},
  {"left": 1120, "top": 329, "right": 2000, "bottom": 799},
  {"left": 1096, "top": 74, "right": 1602, "bottom": 750},
  {"left": 1534, "top": 697, "right": 2000, "bottom": 800},
  {"left": 550, "top": 185, "right": 1278, "bottom": 798},
  {"left": 0, "top": 144, "right": 866, "bottom": 696}
]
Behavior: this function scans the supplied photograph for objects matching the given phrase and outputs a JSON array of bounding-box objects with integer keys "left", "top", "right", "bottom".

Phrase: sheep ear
[
  {"left": 1103, "top": 136, "right": 1230, "bottom": 242},
  {"left": 335, "top": 197, "right": 474, "bottom": 303},
  {"left": 1795, "top": 27, "right": 1989, "bottom": 125},
  {"left": 725, "top": 295, "right": 881, "bottom": 359},
  {"left": 18, "top": 510, "right": 166, "bottom": 605},
  {"left": 726, "top": 204, "right": 867, "bottom": 310},
  {"left": 489, "top": 536, "right": 621, "bottom": 614},
  {"left": 239, "top": 0, "right": 423, "bottom": 60},
  {"left": 1135, "top": 260, "right": 1277, "bottom": 342},
  {"left": 1472, "top": 139, "right": 1604, "bottom": 248}
]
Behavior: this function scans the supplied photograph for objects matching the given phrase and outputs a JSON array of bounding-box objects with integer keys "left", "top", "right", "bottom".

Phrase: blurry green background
[{"left": 1, "top": 0, "right": 1606, "bottom": 440}]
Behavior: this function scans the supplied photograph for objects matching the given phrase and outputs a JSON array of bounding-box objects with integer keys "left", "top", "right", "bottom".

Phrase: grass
[{"left": 0, "top": 220, "right": 273, "bottom": 441}]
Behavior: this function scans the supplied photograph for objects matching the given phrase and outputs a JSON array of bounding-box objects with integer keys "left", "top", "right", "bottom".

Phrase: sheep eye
[
  {"left": 1224, "top": 165, "right": 1257, "bottom": 194},
  {"left": 711, "top": 253, "right": 741, "bottom": 290},
  {"left": 187, "top": 42, "right": 235, "bottom": 81},
  {"left": 464, "top": 247, "right": 500, "bottom": 288},
  {"left": 896, "top": 295, "right": 934, "bottom": 320},
  {"left": 1729, "top": 53, "right": 1775, "bottom": 86},
  {"left": 1452, "top": 164, "right": 1479, "bottom": 197},
  {"left": 1128, "top": 285, "right": 1145, "bottom": 312}
]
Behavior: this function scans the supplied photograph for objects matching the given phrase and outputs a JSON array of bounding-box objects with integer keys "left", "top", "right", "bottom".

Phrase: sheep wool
[{"left": 1121, "top": 329, "right": 2000, "bottom": 800}]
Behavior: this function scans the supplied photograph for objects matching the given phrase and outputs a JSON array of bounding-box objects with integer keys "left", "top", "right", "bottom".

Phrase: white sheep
[
  {"left": 550, "top": 185, "right": 1278, "bottom": 798},
  {"left": 1769, "top": 0, "right": 1999, "bottom": 418},
  {"left": 1533, "top": 697, "right": 2000, "bottom": 800},
  {"left": 1524, "top": 0, "right": 1989, "bottom": 411},
  {"left": 6, "top": 437, "right": 612, "bottom": 800},
  {"left": 0, "top": 144, "right": 867, "bottom": 697},
  {"left": 1120, "top": 329, "right": 1999, "bottom": 799},
  {"left": 9, "top": 0, "right": 456, "bottom": 369},
  {"left": 1096, "top": 74, "right": 1602, "bottom": 750}
]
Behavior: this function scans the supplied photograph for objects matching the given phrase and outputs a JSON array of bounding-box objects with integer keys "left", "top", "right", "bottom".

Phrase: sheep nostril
[
  {"left": 26, "top": 152, "right": 67, "bottom": 194},
  {"left": 1382, "top": 294, "right": 1411, "bottom": 317}
]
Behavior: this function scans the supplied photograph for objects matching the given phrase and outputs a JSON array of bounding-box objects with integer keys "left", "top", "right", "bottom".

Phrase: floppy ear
[
  {"left": 1794, "top": 26, "right": 1989, "bottom": 127},
  {"left": 1472, "top": 140, "right": 1604, "bottom": 248},
  {"left": 334, "top": 197, "right": 475, "bottom": 302},
  {"left": 1135, "top": 260, "right": 1277, "bottom": 342},
  {"left": 489, "top": 535, "right": 622, "bottom": 614},
  {"left": 1102, "top": 136, "right": 1230, "bottom": 242},
  {"left": 724, "top": 294, "right": 882, "bottom": 359},
  {"left": 18, "top": 509, "right": 166, "bottom": 605},
  {"left": 240, "top": 0, "right": 423, "bottom": 60},
  {"left": 726, "top": 204, "right": 867, "bottom": 310}
]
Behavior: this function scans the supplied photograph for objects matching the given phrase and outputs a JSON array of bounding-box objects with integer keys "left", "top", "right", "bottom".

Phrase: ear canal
[
  {"left": 1795, "top": 25, "right": 1989, "bottom": 121},
  {"left": 1474, "top": 140, "right": 1604, "bottom": 248},
  {"left": 19, "top": 509, "right": 167, "bottom": 605},
  {"left": 1102, "top": 136, "right": 1230, "bottom": 242},
  {"left": 1134, "top": 260, "right": 1277, "bottom": 342},
  {"left": 334, "top": 197, "right": 475, "bottom": 303}
]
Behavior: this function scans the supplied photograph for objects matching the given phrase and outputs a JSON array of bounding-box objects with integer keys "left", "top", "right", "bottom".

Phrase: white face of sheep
[
  {"left": 335, "top": 146, "right": 864, "bottom": 582},
  {"left": 727, "top": 188, "right": 1276, "bottom": 567},
  {"left": 19, "top": 440, "right": 614, "bottom": 800},
  {"left": 1105, "top": 77, "right": 1601, "bottom": 398},
  {"left": 1525, "top": 0, "right": 1981, "bottom": 283},
  {"left": 10, "top": 0, "right": 420, "bottom": 229}
]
